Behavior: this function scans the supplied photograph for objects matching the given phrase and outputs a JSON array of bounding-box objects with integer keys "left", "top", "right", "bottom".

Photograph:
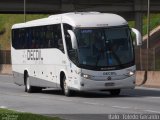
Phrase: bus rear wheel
[
  {"left": 63, "top": 76, "right": 72, "bottom": 97},
  {"left": 109, "top": 89, "right": 121, "bottom": 96},
  {"left": 25, "top": 76, "right": 33, "bottom": 93},
  {"left": 24, "top": 74, "right": 42, "bottom": 93}
]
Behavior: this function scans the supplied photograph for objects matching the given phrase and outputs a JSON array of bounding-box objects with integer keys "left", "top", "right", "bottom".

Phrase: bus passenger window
[
  {"left": 63, "top": 24, "right": 72, "bottom": 51},
  {"left": 54, "top": 24, "right": 64, "bottom": 52}
]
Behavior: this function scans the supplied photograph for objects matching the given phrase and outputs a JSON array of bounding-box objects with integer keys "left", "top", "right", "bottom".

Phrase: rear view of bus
[{"left": 11, "top": 12, "right": 142, "bottom": 96}]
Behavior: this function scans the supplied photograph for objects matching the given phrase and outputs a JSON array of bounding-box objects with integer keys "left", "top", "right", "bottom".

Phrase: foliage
[
  {"left": 0, "top": 14, "right": 49, "bottom": 50},
  {"left": 0, "top": 108, "right": 60, "bottom": 120}
]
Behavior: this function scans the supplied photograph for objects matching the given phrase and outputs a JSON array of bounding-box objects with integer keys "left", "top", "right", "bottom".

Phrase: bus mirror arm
[
  {"left": 67, "top": 30, "right": 78, "bottom": 49},
  {"left": 131, "top": 28, "right": 142, "bottom": 46}
]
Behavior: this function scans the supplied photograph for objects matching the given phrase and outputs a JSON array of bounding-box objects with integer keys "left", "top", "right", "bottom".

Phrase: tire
[
  {"left": 25, "top": 74, "right": 35, "bottom": 93},
  {"left": 24, "top": 73, "right": 28, "bottom": 92},
  {"left": 109, "top": 89, "right": 121, "bottom": 96},
  {"left": 63, "top": 76, "right": 72, "bottom": 97},
  {"left": 24, "top": 72, "right": 42, "bottom": 93}
]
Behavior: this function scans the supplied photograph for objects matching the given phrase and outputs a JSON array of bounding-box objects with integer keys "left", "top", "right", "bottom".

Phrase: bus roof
[{"left": 12, "top": 12, "right": 128, "bottom": 29}]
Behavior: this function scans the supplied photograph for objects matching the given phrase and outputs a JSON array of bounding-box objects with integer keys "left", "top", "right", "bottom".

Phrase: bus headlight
[
  {"left": 124, "top": 71, "right": 135, "bottom": 77},
  {"left": 124, "top": 71, "right": 136, "bottom": 77},
  {"left": 129, "top": 71, "right": 134, "bottom": 76},
  {"left": 81, "top": 73, "right": 92, "bottom": 79}
]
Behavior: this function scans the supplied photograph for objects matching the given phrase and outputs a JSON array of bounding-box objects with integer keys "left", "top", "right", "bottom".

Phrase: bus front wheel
[{"left": 63, "top": 76, "right": 72, "bottom": 97}]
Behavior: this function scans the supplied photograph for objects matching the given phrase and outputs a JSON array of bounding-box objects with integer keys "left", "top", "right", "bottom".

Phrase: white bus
[{"left": 11, "top": 12, "right": 142, "bottom": 96}]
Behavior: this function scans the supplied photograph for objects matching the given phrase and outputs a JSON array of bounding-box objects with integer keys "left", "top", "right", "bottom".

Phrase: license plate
[{"left": 105, "top": 83, "right": 115, "bottom": 86}]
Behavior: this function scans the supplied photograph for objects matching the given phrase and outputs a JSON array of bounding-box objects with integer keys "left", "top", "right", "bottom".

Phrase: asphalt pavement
[{"left": 0, "top": 75, "right": 160, "bottom": 120}]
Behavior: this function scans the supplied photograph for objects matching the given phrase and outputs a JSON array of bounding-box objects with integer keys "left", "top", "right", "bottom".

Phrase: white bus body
[{"left": 11, "top": 12, "right": 142, "bottom": 96}]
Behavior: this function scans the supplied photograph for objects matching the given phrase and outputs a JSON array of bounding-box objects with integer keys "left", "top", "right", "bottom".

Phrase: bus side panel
[
  {"left": 11, "top": 48, "right": 27, "bottom": 86},
  {"left": 29, "top": 64, "right": 57, "bottom": 88},
  {"left": 25, "top": 49, "right": 66, "bottom": 89},
  {"left": 11, "top": 48, "right": 66, "bottom": 89}
]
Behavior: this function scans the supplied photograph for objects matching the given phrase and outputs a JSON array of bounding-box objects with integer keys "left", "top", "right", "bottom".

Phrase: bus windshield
[{"left": 75, "top": 27, "right": 134, "bottom": 70}]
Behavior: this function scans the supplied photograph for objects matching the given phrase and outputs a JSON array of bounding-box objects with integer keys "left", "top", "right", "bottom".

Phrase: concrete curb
[
  {"left": 136, "top": 71, "right": 160, "bottom": 88},
  {"left": 0, "top": 64, "right": 12, "bottom": 75},
  {"left": 136, "top": 71, "right": 145, "bottom": 86},
  {"left": 144, "top": 71, "right": 160, "bottom": 88}
]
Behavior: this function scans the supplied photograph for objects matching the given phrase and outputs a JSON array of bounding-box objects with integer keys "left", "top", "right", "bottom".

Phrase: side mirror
[
  {"left": 131, "top": 28, "right": 142, "bottom": 46},
  {"left": 67, "top": 30, "right": 77, "bottom": 49}
]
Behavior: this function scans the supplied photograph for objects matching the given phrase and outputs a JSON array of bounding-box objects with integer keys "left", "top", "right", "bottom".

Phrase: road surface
[{"left": 0, "top": 75, "right": 160, "bottom": 120}]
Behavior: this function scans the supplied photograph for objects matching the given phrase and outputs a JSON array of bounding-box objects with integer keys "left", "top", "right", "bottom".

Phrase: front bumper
[{"left": 78, "top": 75, "right": 135, "bottom": 91}]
